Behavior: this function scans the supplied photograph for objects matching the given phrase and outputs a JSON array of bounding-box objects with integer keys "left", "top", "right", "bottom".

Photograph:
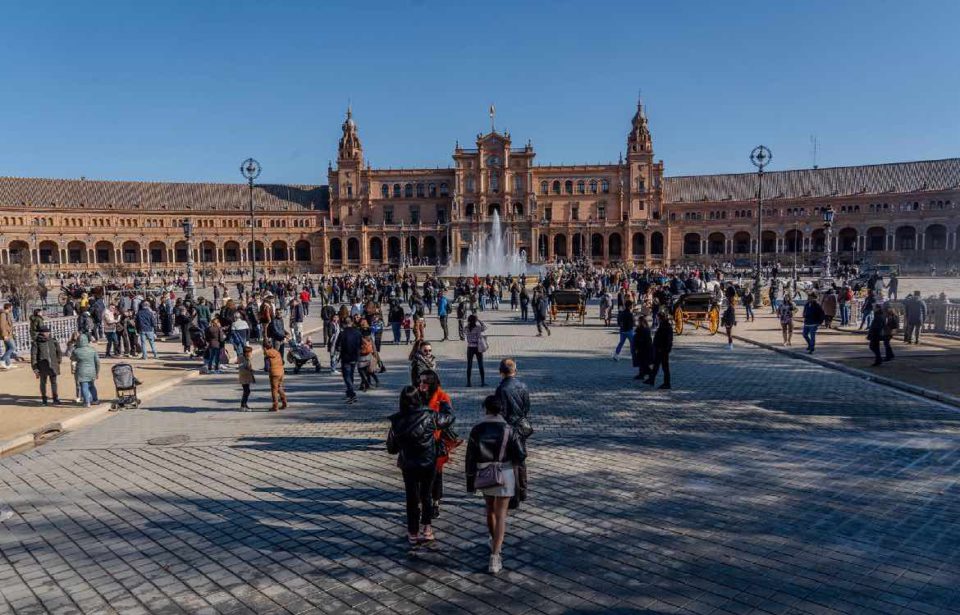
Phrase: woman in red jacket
[{"left": 417, "top": 369, "right": 461, "bottom": 519}]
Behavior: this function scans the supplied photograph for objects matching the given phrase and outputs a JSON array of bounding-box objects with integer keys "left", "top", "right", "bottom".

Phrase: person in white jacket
[{"left": 103, "top": 305, "right": 120, "bottom": 358}]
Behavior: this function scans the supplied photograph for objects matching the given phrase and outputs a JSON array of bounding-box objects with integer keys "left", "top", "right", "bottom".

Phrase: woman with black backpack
[{"left": 387, "top": 386, "right": 453, "bottom": 545}]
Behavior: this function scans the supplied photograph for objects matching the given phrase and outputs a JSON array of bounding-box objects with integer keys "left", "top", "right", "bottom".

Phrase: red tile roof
[
  {"left": 664, "top": 158, "right": 960, "bottom": 203},
  {"left": 0, "top": 177, "right": 327, "bottom": 212}
]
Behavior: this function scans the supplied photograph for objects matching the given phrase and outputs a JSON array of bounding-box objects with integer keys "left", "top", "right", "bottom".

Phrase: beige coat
[{"left": 238, "top": 356, "right": 256, "bottom": 385}]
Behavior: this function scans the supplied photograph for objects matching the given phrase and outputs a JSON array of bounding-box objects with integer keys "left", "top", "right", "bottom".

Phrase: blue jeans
[
  {"left": 139, "top": 331, "right": 158, "bottom": 359},
  {"left": 839, "top": 304, "right": 851, "bottom": 326},
  {"left": 1, "top": 339, "right": 14, "bottom": 367},
  {"left": 859, "top": 310, "right": 873, "bottom": 330},
  {"left": 802, "top": 324, "right": 819, "bottom": 351},
  {"left": 744, "top": 305, "right": 754, "bottom": 321},
  {"left": 80, "top": 381, "right": 99, "bottom": 405},
  {"left": 615, "top": 330, "right": 635, "bottom": 356},
  {"left": 392, "top": 322, "right": 402, "bottom": 344},
  {"left": 205, "top": 346, "right": 221, "bottom": 371},
  {"left": 105, "top": 332, "right": 120, "bottom": 356},
  {"left": 342, "top": 361, "right": 356, "bottom": 399}
]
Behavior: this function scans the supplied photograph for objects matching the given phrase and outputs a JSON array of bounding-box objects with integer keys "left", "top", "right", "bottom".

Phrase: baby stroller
[
  {"left": 110, "top": 363, "right": 142, "bottom": 410},
  {"left": 189, "top": 324, "right": 207, "bottom": 358},
  {"left": 287, "top": 343, "right": 321, "bottom": 374}
]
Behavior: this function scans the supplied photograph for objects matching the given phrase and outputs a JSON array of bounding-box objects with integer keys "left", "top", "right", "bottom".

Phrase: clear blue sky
[{"left": 1, "top": 0, "right": 957, "bottom": 185}]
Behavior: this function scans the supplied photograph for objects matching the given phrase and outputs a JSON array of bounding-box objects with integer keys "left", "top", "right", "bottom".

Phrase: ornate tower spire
[
  {"left": 627, "top": 95, "right": 652, "bottom": 154},
  {"left": 338, "top": 105, "right": 363, "bottom": 162}
]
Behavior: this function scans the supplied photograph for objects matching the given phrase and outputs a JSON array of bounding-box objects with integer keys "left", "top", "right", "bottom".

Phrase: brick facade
[{"left": 1, "top": 102, "right": 958, "bottom": 274}]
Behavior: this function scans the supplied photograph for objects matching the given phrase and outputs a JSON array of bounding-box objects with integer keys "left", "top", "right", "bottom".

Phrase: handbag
[
  {"left": 515, "top": 417, "right": 534, "bottom": 439},
  {"left": 477, "top": 334, "right": 490, "bottom": 354},
  {"left": 474, "top": 426, "right": 511, "bottom": 490}
]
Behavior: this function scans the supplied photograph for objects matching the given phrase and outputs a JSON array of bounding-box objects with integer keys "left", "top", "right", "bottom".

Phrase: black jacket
[
  {"left": 618, "top": 308, "right": 635, "bottom": 332},
  {"left": 495, "top": 376, "right": 531, "bottom": 429},
  {"left": 867, "top": 311, "right": 886, "bottom": 342},
  {"left": 465, "top": 417, "right": 527, "bottom": 492},
  {"left": 653, "top": 322, "right": 673, "bottom": 354},
  {"left": 338, "top": 326, "right": 362, "bottom": 363},
  {"left": 387, "top": 406, "right": 453, "bottom": 471},
  {"left": 632, "top": 325, "right": 653, "bottom": 367}
]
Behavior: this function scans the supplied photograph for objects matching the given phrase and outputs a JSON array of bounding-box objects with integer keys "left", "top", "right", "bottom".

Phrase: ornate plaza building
[{"left": 1, "top": 101, "right": 958, "bottom": 274}]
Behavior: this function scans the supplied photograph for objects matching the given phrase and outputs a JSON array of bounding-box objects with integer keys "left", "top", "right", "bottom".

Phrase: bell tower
[
  {"left": 329, "top": 105, "right": 365, "bottom": 225},
  {"left": 625, "top": 96, "right": 663, "bottom": 221}
]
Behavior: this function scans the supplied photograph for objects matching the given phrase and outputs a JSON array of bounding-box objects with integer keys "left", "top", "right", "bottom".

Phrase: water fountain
[{"left": 443, "top": 210, "right": 533, "bottom": 277}]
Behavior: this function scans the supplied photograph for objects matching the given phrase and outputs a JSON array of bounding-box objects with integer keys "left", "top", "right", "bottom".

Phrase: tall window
[
  {"left": 466, "top": 177, "right": 475, "bottom": 193},
  {"left": 393, "top": 184, "right": 401, "bottom": 198},
  {"left": 564, "top": 180, "right": 573, "bottom": 194},
  {"left": 439, "top": 183, "right": 448, "bottom": 196},
  {"left": 346, "top": 183, "right": 353, "bottom": 197},
  {"left": 416, "top": 183, "right": 424, "bottom": 197},
  {"left": 514, "top": 175, "right": 523, "bottom": 193},
  {"left": 428, "top": 183, "right": 436, "bottom": 197},
  {"left": 437, "top": 208, "right": 446, "bottom": 224},
  {"left": 576, "top": 180, "right": 585, "bottom": 194},
  {"left": 384, "top": 206, "right": 394, "bottom": 224},
  {"left": 404, "top": 184, "right": 413, "bottom": 198},
  {"left": 552, "top": 181, "right": 561, "bottom": 194},
  {"left": 601, "top": 180, "right": 610, "bottom": 193},
  {"left": 571, "top": 205, "right": 579, "bottom": 221},
  {"left": 589, "top": 180, "right": 598, "bottom": 194},
  {"left": 540, "top": 181, "right": 548, "bottom": 194},
  {"left": 545, "top": 207, "right": 552, "bottom": 221},
  {"left": 410, "top": 206, "right": 420, "bottom": 224},
  {"left": 490, "top": 172, "right": 499, "bottom": 192},
  {"left": 637, "top": 178, "right": 645, "bottom": 191}
]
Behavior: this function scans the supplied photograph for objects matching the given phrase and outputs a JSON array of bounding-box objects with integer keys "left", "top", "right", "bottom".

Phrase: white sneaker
[
  {"left": 612, "top": 353, "right": 620, "bottom": 361},
  {"left": 488, "top": 553, "right": 502, "bottom": 574},
  {"left": 0, "top": 508, "right": 13, "bottom": 523},
  {"left": 727, "top": 343, "right": 733, "bottom": 350}
]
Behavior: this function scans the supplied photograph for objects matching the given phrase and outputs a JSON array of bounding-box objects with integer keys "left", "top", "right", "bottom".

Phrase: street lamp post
[
  {"left": 181, "top": 219, "right": 195, "bottom": 299},
  {"left": 241, "top": 158, "right": 262, "bottom": 292},
  {"left": 540, "top": 217, "right": 548, "bottom": 262},
  {"left": 822, "top": 206, "right": 835, "bottom": 278},
  {"left": 792, "top": 220, "right": 799, "bottom": 284},
  {"left": 750, "top": 145, "right": 772, "bottom": 292}
]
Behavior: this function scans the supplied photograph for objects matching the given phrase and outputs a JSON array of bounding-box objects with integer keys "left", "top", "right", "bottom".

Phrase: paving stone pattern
[{"left": 2, "top": 308, "right": 960, "bottom": 614}]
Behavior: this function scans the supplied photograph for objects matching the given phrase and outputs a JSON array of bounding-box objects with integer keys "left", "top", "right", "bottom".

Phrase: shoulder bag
[
  {"left": 475, "top": 426, "right": 511, "bottom": 490},
  {"left": 477, "top": 333, "right": 490, "bottom": 354}
]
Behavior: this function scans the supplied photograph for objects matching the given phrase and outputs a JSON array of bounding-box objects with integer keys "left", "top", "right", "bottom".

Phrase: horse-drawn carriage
[
  {"left": 549, "top": 289, "right": 586, "bottom": 324},
  {"left": 672, "top": 292, "right": 721, "bottom": 335}
]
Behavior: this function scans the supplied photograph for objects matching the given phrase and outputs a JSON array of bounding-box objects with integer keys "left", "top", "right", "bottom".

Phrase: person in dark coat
[
  {"left": 466, "top": 394, "right": 527, "bottom": 575},
  {"left": 31, "top": 326, "right": 62, "bottom": 405},
  {"left": 644, "top": 313, "right": 674, "bottom": 389},
  {"left": 387, "top": 386, "right": 453, "bottom": 545},
  {"left": 632, "top": 316, "right": 653, "bottom": 381},
  {"left": 866, "top": 304, "right": 886, "bottom": 366}
]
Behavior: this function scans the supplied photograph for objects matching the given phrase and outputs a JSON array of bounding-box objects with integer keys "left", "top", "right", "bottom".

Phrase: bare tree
[{"left": 0, "top": 263, "right": 41, "bottom": 320}]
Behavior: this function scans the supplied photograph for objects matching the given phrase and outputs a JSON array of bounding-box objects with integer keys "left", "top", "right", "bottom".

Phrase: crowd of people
[{"left": 4, "top": 260, "right": 953, "bottom": 576}]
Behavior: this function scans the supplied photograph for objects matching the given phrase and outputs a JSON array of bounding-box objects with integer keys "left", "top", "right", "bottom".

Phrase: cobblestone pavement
[{"left": 2, "top": 307, "right": 960, "bottom": 615}]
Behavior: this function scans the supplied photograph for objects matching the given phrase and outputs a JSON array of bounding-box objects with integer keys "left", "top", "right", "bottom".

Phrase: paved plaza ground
[{"left": 2, "top": 308, "right": 960, "bottom": 614}]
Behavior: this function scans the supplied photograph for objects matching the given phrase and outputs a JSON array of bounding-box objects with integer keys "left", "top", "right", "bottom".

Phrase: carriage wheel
[
  {"left": 673, "top": 308, "right": 684, "bottom": 335},
  {"left": 58, "top": 292, "right": 69, "bottom": 306},
  {"left": 707, "top": 306, "right": 720, "bottom": 335}
]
